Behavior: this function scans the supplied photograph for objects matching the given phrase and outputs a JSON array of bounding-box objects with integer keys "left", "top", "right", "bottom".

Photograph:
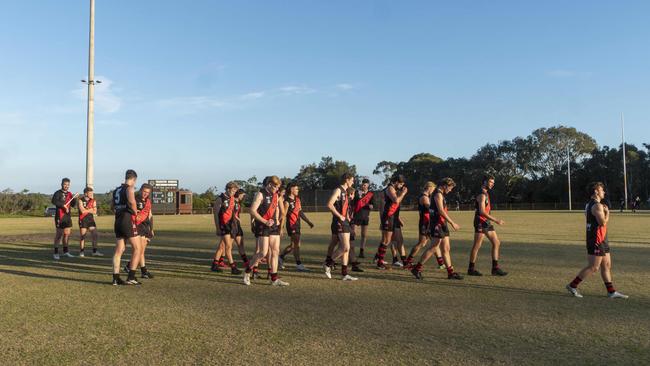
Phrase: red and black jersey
[
  {"left": 52, "top": 189, "right": 73, "bottom": 219},
  {"left": 258, "top": 188, "right": 278, "bottom": 221},
  {"left": 135, "top": 194, "right": 152, "bottom": 225},
  {"left": 333, "top": 186, "right": 349, "bottom": 219},
  {"left": 381, "top": 186, "right": 401, "bottom": 220},
  {"left": 79, "top": 197, "right": 95, "bottom": 221},
  {"left": 474, "top": 190, "right": 491, "bottom": 224},
  {"left": 586, "top": 199, "right": 608, "bottom": 245},
  {"left": 418, "top": 193, "right": 431, "bottom": 228},
  {"left": 431, "top": 188, "right": 448, "bottom": 225},
  {"left": 218, "top": 193, "right": 236, "bottom": 226},
  {"left": 286, "top": 196, "right": 302, "bottom": 228}
]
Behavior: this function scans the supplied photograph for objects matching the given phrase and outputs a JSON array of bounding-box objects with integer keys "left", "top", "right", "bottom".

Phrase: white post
[
  {"left": 85, "top": 0, "right": 96, "bottom": 189},
  {"left": 621, "top": 113, "right": 628, "bottom": 210},
  {"left": 567, "top": 145, "right": 572, "bottom": 211}
]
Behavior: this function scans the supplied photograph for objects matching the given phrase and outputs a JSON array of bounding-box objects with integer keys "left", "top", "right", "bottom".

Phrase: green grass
[{"left": 1, "top": 211, "right": 649, "bottom": 365}]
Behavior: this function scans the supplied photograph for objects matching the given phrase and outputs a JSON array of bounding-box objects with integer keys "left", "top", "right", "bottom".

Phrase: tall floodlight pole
[
  {"left": 567, "top": 145, "right": 572, "bottom": 211},
  {"left": 621, "top": 113, "right": 628, "bottom": 210},
  {"left": 84, "top": 0, "right": 96, "bottom": 189}
]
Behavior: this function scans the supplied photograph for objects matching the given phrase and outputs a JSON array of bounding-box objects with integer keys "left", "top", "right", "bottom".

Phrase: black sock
[
  {"left": 113, "top": 273, "right": 120, "bottom": 281},
  {"left": 80, "top": 248, "right": 85, "bottom": 253},
  {"left": 54, "top": 247, "right": 59, "bottom": 254},
  {"left": 492, "top": 260, "right": 499, "bottom": 269},
  {"left": 400, "top": 255, "right": 406, "bottom": 262},
  {"left": 93, "top": 247, "right": 97, "bottom": 253},
  {"left": 128, "top": 270, "right": 136, "bottom": 281},
  {"left": 141, "top": 266, "right": 148, "bottom": 274},
  {"left": 296, "top": 260, "right": 302, "bottom": 265},
  {"left": 469, "top": 262, "right": 475, "bottom": 270},
  {"left": 280, "top": 254, "right": 285, "bottom": 261},
  {"left": 63, "top": 246, "right": 69, "bottom": 253}
]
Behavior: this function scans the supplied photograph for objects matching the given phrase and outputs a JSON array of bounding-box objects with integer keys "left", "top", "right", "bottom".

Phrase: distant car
[{"left": 44, "top": 206, "right": 57, "bottom": 217}]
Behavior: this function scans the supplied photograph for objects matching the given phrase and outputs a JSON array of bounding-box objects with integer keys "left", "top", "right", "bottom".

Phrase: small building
[{"left": 148, "top": 179, "right": 193, "bottom": 215}]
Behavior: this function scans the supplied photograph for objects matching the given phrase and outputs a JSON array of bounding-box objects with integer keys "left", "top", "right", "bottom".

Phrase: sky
[{"left": 1, "top": 1, "right": 649, "bottom": 193}]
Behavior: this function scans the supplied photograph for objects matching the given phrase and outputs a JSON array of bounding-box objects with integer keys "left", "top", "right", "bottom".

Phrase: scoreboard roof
[{"left": 148, "top": 179, "right": 179, "bottom": 188}]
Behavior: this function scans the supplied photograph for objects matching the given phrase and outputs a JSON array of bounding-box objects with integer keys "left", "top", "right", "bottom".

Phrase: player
[
  {"left": 323, "top": 173, "right": 358, "bottom": 281},
  {"left": 404, "top": 182, "right": 445, "bottom": 270},
  {"left": 124, "top": 183, "right": 155, "bottom": 279},
  {"left": 352, "top": 178, "right": 373, "bottom": 258},
  {"left": 243, "top": 176, "right": 288, "bottom": 286},
  {"left": 111, "top": 169, "right": 143, "bottom": 285},
  {"left": 279, "top": 182, "right": 314, "bottom": 272},
  {"left": 411, "top": 178, "right": 463, "bottom": 280},
  {"left": 373, "top": 175, "right": 408, "bottom": 270},
  {"left": 467, "top": 175, "right": 507, "bottom": 276},
  {"left": 211, "top": 182, "right": 242, "bottom": 275},
  {"left": 566, "top": 182, "right": 628, "bottom": 299},
  {"left": 77, "top": 186, "right": 102, "bottom": 257},
  {"left": 52, "top": 178, "right": 76, "bottom": 259},
  {"left": 232, "top": 189, "right": 249, "bottom": 269}
]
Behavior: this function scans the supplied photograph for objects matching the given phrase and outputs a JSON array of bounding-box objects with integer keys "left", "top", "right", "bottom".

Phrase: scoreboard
[{"left": 148, "top": 179, "right": 179, "bottom": 214}]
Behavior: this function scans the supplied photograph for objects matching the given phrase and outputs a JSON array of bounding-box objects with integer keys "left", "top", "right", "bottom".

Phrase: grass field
[{"left": 1, "top": 211, "right": 649, "bottom": 365}]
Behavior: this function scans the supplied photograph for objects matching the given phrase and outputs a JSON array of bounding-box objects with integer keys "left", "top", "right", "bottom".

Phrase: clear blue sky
[{"left": 1, "top": 1, "right": 649, "bottom": 193}]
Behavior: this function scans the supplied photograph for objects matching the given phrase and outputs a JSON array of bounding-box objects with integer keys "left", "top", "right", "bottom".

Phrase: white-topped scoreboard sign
[{"left": 148, "top": 179, "right": 179, "bottom": 214}]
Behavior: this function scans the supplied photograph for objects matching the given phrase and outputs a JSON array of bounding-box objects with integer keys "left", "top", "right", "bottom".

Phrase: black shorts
[
  {"left": 55, "top": 214, "right": 72, "bottom": 229},
  {"left": 474, "top": 219, "right": 495, "bottom": 234},
  {"left": 137, "top": 221, "right": 153, "bottom": 239},
  {"left": 79, "top": 215, "right": 96, "bottom": 229},
  {"left": 587, "top": 240, "right": 610, "bottom": 256},
  {"left": 380, "top": 215, "right": 395, "bottom": 232},
  {"left": 353, "top": 216, "right": 369, "bottom": 226},
  {"left": 114, "top": 214, "right": 138, "bottom": 239},
  {"left": 419, "top": 223, "right": 431, "bottom": 238},
  {"left": 231, "top": 221, "right": 244, "bottom": 237},
  {"left": 286, "top": 222, "right": 301, "bottom": 236},
  {"left": 331, "top": 219, "right": 351, "bottom": 235},
  {"left": 431, "top": 222, "right": 450, "bottom": 238},
  {"left": 255, "top": 223, "right": 280, "bottom": 238},
  {"left": 218, "top": 221, "right": 233, "bottom": 237}
]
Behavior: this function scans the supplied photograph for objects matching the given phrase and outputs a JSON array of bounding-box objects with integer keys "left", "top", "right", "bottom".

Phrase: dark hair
[
  {"left": 125, "top": 169, "right": 138, "bottom": 180},
  {"left": 341, "top": 173, "right": 354, "bottom": 184},
  {"left": 587, "top": 181, "right": 605, "bottom": 194},
  {"left": 391, "top": 174, "right": 406, "bottom": 184},
  {"left": 235, "top": 189, "right": 246, "bottom": 197},
  {"left": 346, "top": 187, "right": 356, "bottom": 195},
  {"left": 140, "top": 183, "right": 153, "bottom": 191},
  {"left": 483, "top": 174, "right": 495, "bottom": 184},
  {"left": 287, "top": 181, "right": 299, "bottom": 190},
  {"left": 225, "top": 181, "right": 239, "bottom": 190},
  {"left": 83, "top": 186, "right": 93, "bottom": 193},
  {"left": 362, "top": 178, "right": 370, "bottom": 184},
  {"left": 61, "top": 178, "right": 70, "bottom": 184},
  {"left": 438, "top": 177, "right": 456, "bottom": 187}
]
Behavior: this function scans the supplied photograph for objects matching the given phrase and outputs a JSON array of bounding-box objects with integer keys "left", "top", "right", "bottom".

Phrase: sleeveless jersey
[
  {"left": 135, "top": 194, "right": 152, "bottom": 225},
  {"left": 218, "top": 193, "right": 236, "bottom": 226},
  {"left": 79, "top": 197, "right": 95, "bottom": 220},
  {"left": 258, "top": 189, "right": 278, "bottom": 221},
  {"left": 381, "top": 186, "right": 400, "bottom": 219},
  {"left": 586, "top": 199, "right": 608, "bottom": 245},
  {"left": 113, "top": 184, "right": 135, "bottom": 217},
  {"left": 354, "top": 190, "right": 373, "bottom": 214},
  {"left": 431, "top": 188, "right": 448, "bottom": 225},
  {"left": 474, "top": 190, "right": 491, "bottom": 224},
  {"left": 333, "top": 186, "right": 349, "bottom": 219},
  {"left": 418, "top": 193, "right": 431, "bottom": 228},
  {"left": 286, "top": 196, "right": 302, "bottom": 227}
]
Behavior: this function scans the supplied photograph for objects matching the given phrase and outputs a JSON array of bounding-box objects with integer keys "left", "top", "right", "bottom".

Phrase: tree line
[{"left": 2, "top": 125, "right": 648, "bottom": 215}]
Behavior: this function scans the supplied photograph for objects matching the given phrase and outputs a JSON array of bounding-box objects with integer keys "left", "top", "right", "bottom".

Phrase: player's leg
[
  {"left": 235, "top": 235, "right": 248, "bottom": 268},
  {"left": 405, "top": 235, "right": 428, "bottom": 268},
  {"left": 62, "top": 227, "right": 72, "bottom": 257},
  {"left": 410, "top": 238, "right": 442, "bottom": 279},
  {"left": 268, "top": 234, "right": 288, "bottom": 286},
  {"left": 125, "top": 236, "right": 142, "bottom": 284},
  {"left": 244, "top": 236, "right": 269, "bottom": 285},
  {"left": 138, "top": 236, "right": 154, "bottom": 278},
  {"left": 291, "top": 234, "right": 308, "bottom": 271},
  {"left": 392, "top": 228, "right": 406, "bottom": 267},
  {"left": 440, "top": 237, "right": 462, "bottom": 279},
  {"left": 486, "top": 231, "right": 507, "bottom": 276},
  {"left": 53, "top": 227, "right": 63, "bottom": 259},
  {"left": 223, "top": 234, "right": 241, "bottom": 274},
  {"left": 468, "top": 232, "right": 485, "bottom": 276},
  {"left": 599, "top": 253, "right": 627, "bottom": 298},
  {"left": 359, "top": 224, "right": 368, "bottom": 258},
  {"left": 89, "top": 226, "right": 101, "bottom": 255},
  {"left": 566, "top": 255, "right": 602, "bottom": 297},
  {"left": 333, "top": 232, "right": 356, "bottom": 280},
  {"left": 325, "top": 234, "right": 338, "bottom": 267},
  {"left": 79, "top": 227, "right": 87, "bottom": 257},
  {"left": 375, "top": 230, "right": 394, "bottom": 269},
  {"left": 112, "top": 238, "right": 126, "bottom": 284},
  {"left": 211, "top": 237, "right": 226, "bottom": 272}
]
